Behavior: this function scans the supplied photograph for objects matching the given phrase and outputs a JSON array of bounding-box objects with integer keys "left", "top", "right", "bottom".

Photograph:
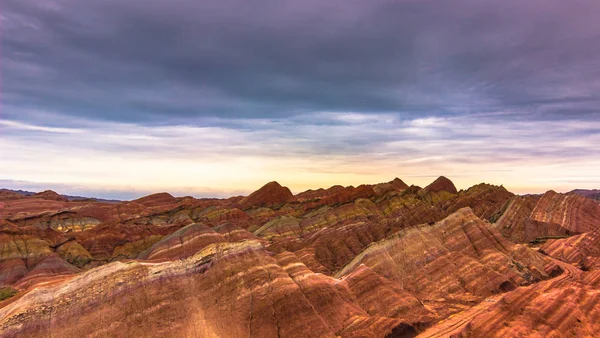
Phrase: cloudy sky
[{"left": 2, "top": 0, "right": 600, "bottom": 199}]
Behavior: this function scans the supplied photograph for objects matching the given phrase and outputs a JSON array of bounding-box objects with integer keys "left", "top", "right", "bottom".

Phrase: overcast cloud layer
[{"left": 2, "top": 0, "right": 600, "bottom": 199}]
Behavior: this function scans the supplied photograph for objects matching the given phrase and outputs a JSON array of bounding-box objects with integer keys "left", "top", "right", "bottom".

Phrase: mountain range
[{"left": 1, "top": 177, "right": 600, "bottom": 337}]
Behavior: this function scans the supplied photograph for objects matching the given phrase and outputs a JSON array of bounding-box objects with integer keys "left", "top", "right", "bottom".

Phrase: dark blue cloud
[{"left": 2, "top": 0, "right": 600, "bottom": 126}]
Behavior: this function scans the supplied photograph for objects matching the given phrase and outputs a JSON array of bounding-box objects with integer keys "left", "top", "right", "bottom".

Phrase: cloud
[
  {"left": 2, "top": 0, "right": 600, "bottom": 198},
  {"left": 2, "top": 0, "right": 600, "bottom": 125},
  {"left": 0, "top": 119, "right": 83, "bottom": 133},
  {"left": 2, "top": 113, "right": 600, "bottom": 199}
]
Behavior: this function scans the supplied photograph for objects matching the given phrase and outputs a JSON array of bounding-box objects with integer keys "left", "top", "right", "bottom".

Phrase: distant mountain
[
  {"left": 0, "top": 188, "right": 121, "bottom": 203},
  {"left": 570, "top": 189, "right": 600, "bottom": 201}
]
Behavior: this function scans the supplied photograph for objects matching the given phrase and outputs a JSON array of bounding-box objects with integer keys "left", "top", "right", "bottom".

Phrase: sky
[{"left": 1, "top": 0, "right": 600, "bottom": 200}]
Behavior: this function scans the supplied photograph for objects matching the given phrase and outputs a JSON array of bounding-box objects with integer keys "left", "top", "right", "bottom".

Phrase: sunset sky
[{"left": 2, "top": 0, "right": 600, "bottom": 200}]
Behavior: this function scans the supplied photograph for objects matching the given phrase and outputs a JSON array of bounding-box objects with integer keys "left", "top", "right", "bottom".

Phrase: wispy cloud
[
  {"left": 1, "top": 112, "right": 599, "bottom": 198},
  {"left": 2, "top": 0, "right": 599, "bottom": 198},
  {"left": 0, "top": 119, "right": 83, "bottom": 133}
]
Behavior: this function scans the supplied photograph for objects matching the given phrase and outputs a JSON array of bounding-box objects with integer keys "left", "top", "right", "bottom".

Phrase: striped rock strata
[
  {"left": 496, "top": 191, "right": 600, "bottom": 243},
  {"left": 0, "top": 207, "right": 558, "bottom": 337},
  {"left": 336, "top": 208, "right": 557, "bottom": 318},
  {"left": 423, "top": 257, "right": 600, "bottom": 338},
  {"left": 0, "top": 240, "right": 406, "bottom": 337},
  {"left": 0, "top": 221, "right": 81, "bottom": 288},
  {"left": 540, "top": 231, "right": 600, "bottom": 270},
  {"left": 3, "top": 178, "right": 597, "bottom": 337}
]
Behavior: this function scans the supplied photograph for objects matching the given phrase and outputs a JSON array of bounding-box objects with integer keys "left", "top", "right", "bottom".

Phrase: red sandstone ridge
[
  {"left": 132, "top": 192, "right": 176, "bottom": 207},
  {"left": 371, "top": 178, "right": 409, "bottom": 195},
  {"left": 2, "top": 177, "right": 600, "bottom": 337},
  {"left": 423, "top": 176, "right": 457, "bottom": 194},
  {"left": 495, "top": 190, "right": 600, "bottom": 243},
  {"left": 31, "top": 190, "right": 69, "bottom": 202},
  {"left": 0, "top": 208, "right": 563, "bottom": 337},
  {"left": 540, "top": 231, "right": 600, "bottom": 270},
  {"left": 238, "top": 181, "right": 293, "bottom": 209}
]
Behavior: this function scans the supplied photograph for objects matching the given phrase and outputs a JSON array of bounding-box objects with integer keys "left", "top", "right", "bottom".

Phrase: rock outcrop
[
  {"left": 540, "top": 231, "right": 600, "bottom": 270},
  {"left": 31, "top": 190, "right": 69, "bottom": 202},
  {"left": 530, "top": 191, "right": 600, "bottom": 233},
  {"left": 0, "top": 220, "right": 80, "bottom": 288},
  {"left": 0, "top": 241, "right": 402, "bottom": 337},
  {"left": 496, "top": 191, "right": 600, "bottom": 243},
  {"left": 337, "top": 208, "right": 555, "bottom": 318},
  {"left": 132, "top": 192, "right": 176, "bottom": 207},
  {"left": 423, "top": 176, "right": 457, "bottom": 194},
  {"left": 239, "top": 182, "right": 294, "bottom": 209}
]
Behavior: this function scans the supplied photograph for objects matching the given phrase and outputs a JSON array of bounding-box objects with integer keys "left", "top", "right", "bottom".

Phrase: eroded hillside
[{"left": 1, "top": 178, "right": 599, "bottom": 337}]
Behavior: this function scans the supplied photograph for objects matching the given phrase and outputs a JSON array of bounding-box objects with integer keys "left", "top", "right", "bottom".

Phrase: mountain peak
[
  {"left": 424, "top": 176, "right": 457, "bottom": 194},
  {"left": 239, "top": 181, "right": 293, "bottom": 209},
  {"left": 390, "top": 177, "right": 409, "bottom": 190},
  {"left": 32, "top": 190, "right": 69, "bottom": 201},
  {"left": 133, "top": 192, "right": 176, "bottom": 206}
]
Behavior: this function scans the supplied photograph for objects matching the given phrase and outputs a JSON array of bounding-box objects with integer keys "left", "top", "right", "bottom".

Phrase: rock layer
[
  {"left": 495, "top": 191, "right": 600, "bottom": 243},
  {"left": 1, "top": 179, "right": 599, "bottom": 337}
]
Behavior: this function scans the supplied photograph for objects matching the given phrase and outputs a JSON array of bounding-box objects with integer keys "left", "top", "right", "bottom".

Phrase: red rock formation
[
  {"left": 0, "top": 208, "right": 563, "bottom": 338},
  {"left": 3, "top": 178, "right": 600, "bottom": 337},
  {"left": 8, "top": 211, "right": 101, "bottom": 232},
  {"left": 0, "top": 241, "right": 401, "bottom": 337},
  {"left": 445, "top": 183, "right": 513, "bottom": 221},
  {"left": 0, "top": 220, "right": 80, "bottom": 287},
  {"left": 239, "top": 181, "right": 294, "bottom": 209},
  {"left": 31, "top": 190, "right": 69, "bottom": 202},
  {"left": 530, "top": 190, "right": 600, "bottom": 233},
  {"left": 0, "top": 198, "right": 74, "bottom": 219},
  {"left": 336, "top": 208, "right": 555, "bottom": 319},
  {"left": 424, "top": 176, "right": 457, "bottom": 194},
  {"left": 132, "top": 192, "right": 176, "bottom": 207},
  {"left": 372, "top": 178, "right": 410, "bottom": 195},
  {"left": 139, "top": 223, "right": 226, "bottom": 260},
  {"left": 0, "top": 190, "right": 26, "bottom": 201},
  {"left": 295, "top": 184, "right": 376, "bottom": 212},
  {"left": 496, "top": 191, "right": 600, "bottom": 243},
  {"left": 74, "top": 222, "right": 177, "bottom": 261},
  {"left": 540, "top": 231, "right": 600, "bottom": 270},
  {"left": 494, "top": 195, "right": 556, "bottom": 243},
  {"left": 425, "top": 262, "right": 600, "bottom": 338},
  {"left": 343, "top": 264, "right": 434, "bottom": 324}
]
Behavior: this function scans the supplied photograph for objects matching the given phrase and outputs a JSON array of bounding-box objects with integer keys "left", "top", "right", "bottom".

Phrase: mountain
[
  {"left": 571, "top": 189, "right": 600, "bottom": 202},
  {"left": 1, "top": 177, "right": 600, "bottom": 337},
  {"left": 0, "top": 188, "right": 121, "bottom": 203}
]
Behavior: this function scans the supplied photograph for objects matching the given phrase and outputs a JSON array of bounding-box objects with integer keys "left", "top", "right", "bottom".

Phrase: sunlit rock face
[
  {"left": 496, "top": 191, "right": 600, "bottom": 243},
  {"left": 238, "top": 181, "right": 294, "bottom": 209},
  {"left": 336, "top": 208, "right": 556, "bottom": 317},
  {"left": 1, "top": 178, "right": 600, "bottom": 337},
  {"left": 0, "top": 241, "right": 392, "bottom": 337},
  {"left": 0, "top": 207, "right": 565, "bottom": 338},
  {"left": 0, "top": 220, "right": 81, "bottom": 288},
  {"left": 540, "top": 231, "right": 600, "bottom": 270},
  {"left": 529, "top": 191, "right": 600, "bottom": 233},
  {"left": 423, "top": 176, "right": 457, "bottom": 194},
  {"left": 9, "top": 211, "right": 102, "bottom": 233}
]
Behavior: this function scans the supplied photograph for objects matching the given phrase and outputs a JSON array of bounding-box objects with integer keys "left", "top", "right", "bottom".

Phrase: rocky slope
[
  {"left": 495, "top": 190, "right": 600, "bottom": 243},
  {"left": 0, "top": 178, "right": 599, "bottom": 337}
]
